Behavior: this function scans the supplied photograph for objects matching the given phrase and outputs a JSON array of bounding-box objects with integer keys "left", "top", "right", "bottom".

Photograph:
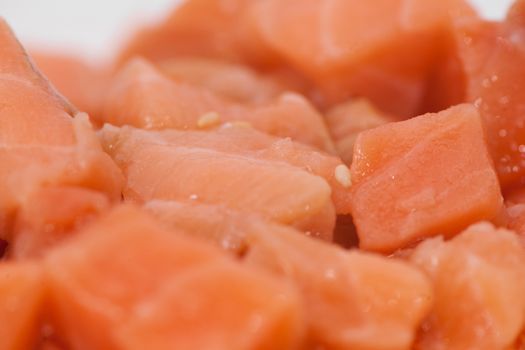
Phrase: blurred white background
[{"left": 0, "top": 0, "right": 516, "bottom": 63}]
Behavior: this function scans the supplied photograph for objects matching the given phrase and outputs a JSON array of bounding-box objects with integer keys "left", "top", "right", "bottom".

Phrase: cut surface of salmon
[
  {"left": 146, "top": 199, "right": 333, "bottom": 255},
  {"left": 31, "top": 51, "right": 111, "bottom": 126},
  {"left": 451, "top": 11, "right": 525, "bottom": 190},
  {"left": 101, "top": 126, "right": 335, "bottom": 236},
  {"left": 244, "top": 224, "right": 432, "bottom": 350},
  {"left": 410, "top": 223, "right": 525, "bottom": 350},
  {"left": 145, "top": 200, "right": 258, "bottom": 254},
  {"left": 325, "top": 99, "right": 392, "bottom": 165},
  {"left": 45, "top": 205, "right": 305, "bottom": 350},
  {"left": 158, "top": 57, "right": 285, "bottom": 104},
  {"left": 100, "top": 124, "right": 351, "bottom": 215},
  {"left": 115, "top": 146, "right": 331, "bottom": 226},
  {"left": 102, "top": 58, "right": 334, "bottom": 152},
  {"left": 249, "top": 0, "right": 476, "bottom": 115},
  {"left": 350, "top": 104, "right": 504, "bottom": 253},
  {"left": 0, "top": 263, "right": 45, "bottom": 350},
  {"left": 11, "top": 186, "right": 110, "bottom": 259},
  {"left": 115, "top": 263, "right": 305, "bottom": 350},
  {"left": 0, "top": 77, "right": 76, "bottom": 146}
]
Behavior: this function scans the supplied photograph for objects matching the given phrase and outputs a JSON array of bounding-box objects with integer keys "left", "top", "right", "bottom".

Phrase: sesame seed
[
  {"left": 334, "top": 164, "right": 352, "bottom": 188},
  {"left": 197, "top": 112, "right": 221, "bottom": 129}
]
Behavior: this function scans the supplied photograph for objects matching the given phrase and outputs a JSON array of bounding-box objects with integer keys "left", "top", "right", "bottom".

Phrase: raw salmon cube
[
  {"left": 0, "top": 21, "right": 123, "bottom": 239},
  {"left": 244, "top": 222, "right": 432, "bottom": 349},
  {"left": 115, "top": 263, "right": 305, "bottom": 350},
  {"left": 351, "top": 104, "right": 503, "bottom": 253},
  {"left": 410, "top": 223, "right": 525, "bottom": 350},
  {"left": 451, "top": 10, "right": 525, "bottom": 190},
  {"left": 100, "top": 127, "right": 335, "bottom": 237},
  {"left": 100, "top": 124, "right": 351, "bottom": 216},
  {"left": 45, "top": 205, "right": 305, "bottom": 350}
]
